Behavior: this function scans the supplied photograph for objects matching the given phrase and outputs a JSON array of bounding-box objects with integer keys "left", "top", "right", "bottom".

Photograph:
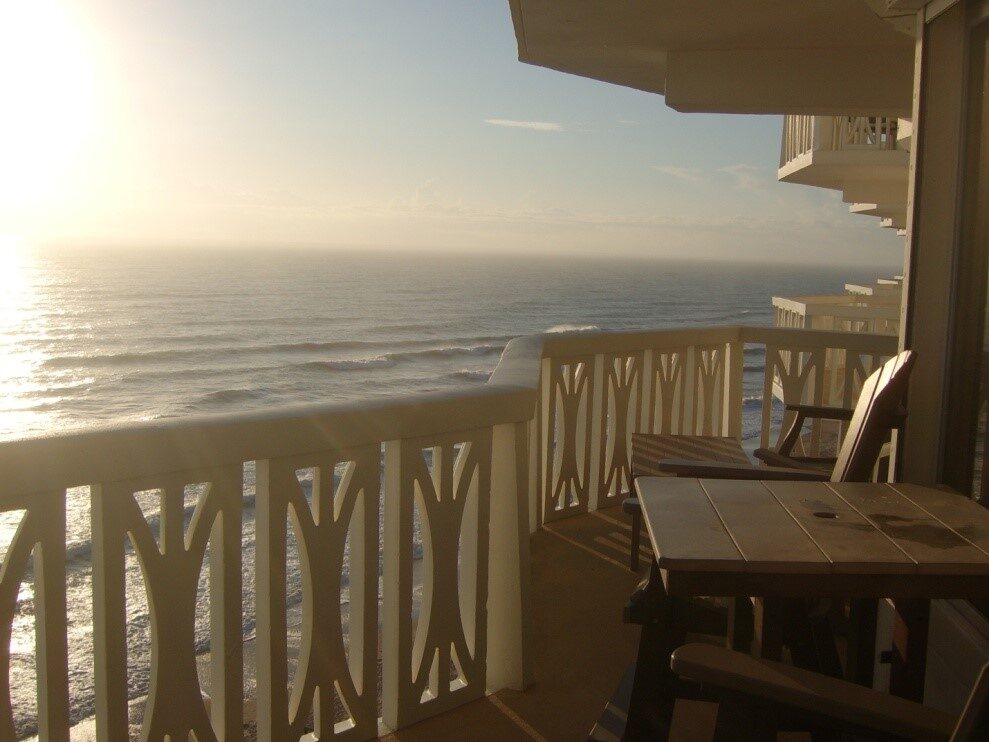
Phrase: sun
[{"left": 0, "top": 0, "right": 100, "bottom": 208}]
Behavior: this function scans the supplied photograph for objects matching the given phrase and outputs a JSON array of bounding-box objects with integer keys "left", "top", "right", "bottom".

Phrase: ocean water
[{"left": 0, "top": 247, "right": 893, "bottom": 736}]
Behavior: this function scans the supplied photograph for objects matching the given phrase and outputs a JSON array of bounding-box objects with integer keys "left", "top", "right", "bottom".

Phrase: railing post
[
  {"left": 255, "top": 459, "right": 289, "bottom": 742},
  {"left": 487, "top": 422, "right": 534, "bottom": 692},
  {"left": 683, "top": 346, "right": 697, "bottom": 434},
  {"left": 812, "top": 115, "right": 826, "bottom": 151},
  {"left": 91, "top": 484, "right": 130, "bottom": 742},
  {"left": 587, "top": 354, "right": 605, "bottom": 511},
  {"left": 381, "top": 439, "right": 409, "bottom": 732},
  {"left": 723, "top": 339, "right": 745, "bottom": 439},
  {"left": 528, "top": 415, "right": 540, "bottom": 535},
  {"left": 33, "top": 491, "right": 70, "bottom": 742}
]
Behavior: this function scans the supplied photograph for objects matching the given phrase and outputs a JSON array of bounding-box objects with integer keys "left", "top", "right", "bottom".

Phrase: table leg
[
  {"left": 846, "top": 599, "right": 878, "bottom": 687},
  {"left": 751, "top": 598, "right": 785, "bottom": 661},
  {"left": 727, "top": 597, "right": 753, "bottom": 654},
  {"left": 889, "top": 598, "right": 930, "bottom": 702},
  {"left": 623, "top": 563, "right": 686, "bottom": 741}
]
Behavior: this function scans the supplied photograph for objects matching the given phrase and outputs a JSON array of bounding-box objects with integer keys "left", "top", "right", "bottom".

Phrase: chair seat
[{"left": 631, "top": 434, "right": 749, "bottom": 479}]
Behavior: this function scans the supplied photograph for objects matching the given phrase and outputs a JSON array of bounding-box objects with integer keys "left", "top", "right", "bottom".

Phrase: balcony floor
[{"left": 380, "top": 508, "right": 731, "bottom": 741}]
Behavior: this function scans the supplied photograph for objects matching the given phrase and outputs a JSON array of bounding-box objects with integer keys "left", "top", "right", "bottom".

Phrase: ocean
[{"left": 0, "top": 247, "right": 894, "bottom": 736}]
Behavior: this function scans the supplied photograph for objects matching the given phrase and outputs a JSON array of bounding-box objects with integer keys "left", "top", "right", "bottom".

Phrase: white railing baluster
[
  {"left": 587, "top": 354, "right": 606, "bottom": 511},
  {"left": 723, "top": 339, "right": 745, "bottom": 438}
]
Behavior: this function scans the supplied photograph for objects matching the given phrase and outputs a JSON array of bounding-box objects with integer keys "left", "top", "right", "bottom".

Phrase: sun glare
[{"left": 0, "top": 0, "right": 101, "bottom": 208}]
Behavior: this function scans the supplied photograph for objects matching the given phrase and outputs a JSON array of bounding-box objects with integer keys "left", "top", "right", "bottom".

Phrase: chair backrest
[
  {"left": 951, "top": 662, "right": 989, "bottom": 740},
  {"left": 831, "top": 350, "right": 916, "bottom": 483}
]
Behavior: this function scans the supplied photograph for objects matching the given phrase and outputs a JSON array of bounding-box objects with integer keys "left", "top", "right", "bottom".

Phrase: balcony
[
  {"left": 778, "top": 115, "right": 910, "bottom": 229},
  {"left": 773, "top": 294, "right": 900, "bottom": 337},
  {"left": 0, "top": 325, "right": 897, "bottom": 740}
]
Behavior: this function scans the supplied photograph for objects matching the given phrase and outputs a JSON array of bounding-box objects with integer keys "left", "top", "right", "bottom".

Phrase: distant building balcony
[
  {"left": 773, "top": 294, "right": 900, "bottom": 337},
  {"left": 771, "top": 290, "right": 900, "bottom": 451},
  {"left": 1, "top": 325, "right": 897, "bottom": 740},
  {"left": 779, "top": 115, "right": 910, "bottom": 229}
]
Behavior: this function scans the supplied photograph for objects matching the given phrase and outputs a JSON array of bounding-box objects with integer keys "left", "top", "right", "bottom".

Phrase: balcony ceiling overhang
[{"left": 509, "top": 0, "right": 915, "bottom": 116}]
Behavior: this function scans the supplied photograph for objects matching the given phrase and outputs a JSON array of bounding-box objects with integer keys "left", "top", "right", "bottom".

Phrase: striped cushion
[{"left": 631, "top": 434, "right": 749, "bottom": 478}]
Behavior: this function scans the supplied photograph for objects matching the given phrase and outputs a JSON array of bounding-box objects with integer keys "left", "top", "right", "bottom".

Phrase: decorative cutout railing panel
[
  {"left": 256, "top": 446, "right": 380, "bottom": 741},
  {"left": 596, "top": 352, "right": 645, "bottom": 505},
  {"left": 382, "top": 430, "right": 491, "bottom": 729},
  {"left": 762, "top": 345, "right": 830, "bottom": 455},
  {"left": 833, "top": 116, "right": 898, "bottom": 150},
  {"left": 688, "top": 344, "right": 728, "bottom": 437},
  {"left": 646, "top": 349, "right": 686, "bottom": 434},
  {"left": 0, "top": 491, "right": 68, "bottom": 741},
  {"left": 91, "top": 467, "right": 243, "bottom": 741},
  {"left": 542, "top": 357, "right": 594, "bottom": 522}
]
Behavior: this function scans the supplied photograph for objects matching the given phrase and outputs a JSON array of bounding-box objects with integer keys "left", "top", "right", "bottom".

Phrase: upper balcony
[
  {"left": 779, "top": 115, "right": 910, "bottom": 231},
  {"left": 779, "top": 115, "right": 909, "bottom": 189},
  {"left": 0, "top": 323, "right": 898, "bottom": 740}
]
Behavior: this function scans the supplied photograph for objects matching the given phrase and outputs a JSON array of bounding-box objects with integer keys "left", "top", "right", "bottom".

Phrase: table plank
[
  {"left": 888, "top": 483, "right": 989, "bottom": 558},
  {"left": 762, "top": 481, "right": 916, "bottom": 574},
  {"left": 635, "top": 477, "right": 744, "bottom": 571},
  {"left": 698, "top": 479, "right": 830, "bottom": 573},
  {"left": 829, "top": 483, "right": 989, "bottom": 575}
]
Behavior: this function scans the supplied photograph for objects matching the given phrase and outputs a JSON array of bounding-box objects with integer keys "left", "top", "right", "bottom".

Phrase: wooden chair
[
  {"left": 670, "top": 642, "right": 988, "bottom": 740},
  {"left": 656, "top": 349, "right": 915, "bottom": 483}
]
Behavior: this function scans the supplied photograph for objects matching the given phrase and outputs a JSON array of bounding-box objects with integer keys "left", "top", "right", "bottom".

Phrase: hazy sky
[{"left": 1, "top": 1, "right": 904, "bottom": 267}]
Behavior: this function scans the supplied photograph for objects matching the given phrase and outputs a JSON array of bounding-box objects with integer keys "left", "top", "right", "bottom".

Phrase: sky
[{"left": 0, "top": 0, "right": 904, "bottom": 267}]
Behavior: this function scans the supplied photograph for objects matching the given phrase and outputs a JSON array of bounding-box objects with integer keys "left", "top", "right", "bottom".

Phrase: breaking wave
[{"left": 546, "top": 324, "right": 600, "bottom": 333}]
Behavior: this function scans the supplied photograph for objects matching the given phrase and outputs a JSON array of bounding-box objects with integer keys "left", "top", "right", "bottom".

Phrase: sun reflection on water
[{"left": 0, "top": 238, "right": 55, "bottom": 439}]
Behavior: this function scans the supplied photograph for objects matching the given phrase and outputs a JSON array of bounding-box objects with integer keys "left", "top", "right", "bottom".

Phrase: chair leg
[
  {"left": 630, "top": 509, "right": 641, "bottom": 572},
  {"left": 847, "top": 598, "right": 878, "bottom": 687},
  {"left": 727, "top": 597, "right": 754, "bottom": 653},
  {"left": 622, "top": 495, "right": 642, "bottom": 572}
]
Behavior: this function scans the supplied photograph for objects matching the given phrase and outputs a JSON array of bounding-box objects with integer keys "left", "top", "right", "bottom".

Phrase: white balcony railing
[
  {"left": 773, "top": 295, "right": 900, "bottom": 337},
  {"left": 780, "top": 115, "right": 900, "bottom": 167},
  {"left": 0, "top": 325, "right": 898, "bottom": 740}
]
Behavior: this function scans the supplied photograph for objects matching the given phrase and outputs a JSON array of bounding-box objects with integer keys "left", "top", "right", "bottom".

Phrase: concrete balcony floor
[
  {"left": 381, "top": 508, "right": 738, "bottom": 741},
  {"left": 381, "top": 508, "right": 645, "bottom": 741}
]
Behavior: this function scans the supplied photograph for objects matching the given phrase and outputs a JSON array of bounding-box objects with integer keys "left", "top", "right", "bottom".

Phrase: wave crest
[{"left": 546, "top": 324, "right": 600, "bottom": 334}]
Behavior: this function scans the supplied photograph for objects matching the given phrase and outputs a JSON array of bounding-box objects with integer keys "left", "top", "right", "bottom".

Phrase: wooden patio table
[{"left": 623, "top": 476, "right": 989, "bottom": 740}]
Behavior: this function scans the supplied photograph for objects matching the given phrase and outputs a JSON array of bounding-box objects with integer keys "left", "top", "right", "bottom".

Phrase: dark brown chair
[
  {"left": 670, "top": 642, "right": 988, "bottom": 741},
  {"left": 656, "top": 349, "right": 915, "bottom": 483}
]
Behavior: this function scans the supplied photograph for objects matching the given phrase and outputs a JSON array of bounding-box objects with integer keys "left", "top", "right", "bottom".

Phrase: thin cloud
[
  {"left": 719, "top": 164, "right": 767, "bottom": 190},
  {"left": 651, "top": 165, "right": 705, "bottom": 183},
  {"left": 484, "top": 118, "right": 563, "bottom": 132}
]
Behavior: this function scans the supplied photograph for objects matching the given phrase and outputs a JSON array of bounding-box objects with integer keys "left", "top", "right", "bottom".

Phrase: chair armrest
[
  {"left": 671, "top": 644, "right": 955, "bottom": 741},
  {"left": 783, "top": 403, "right": 855, "bottom": 421},
  {"left": 655, "top": 459, "right": 830, "bottom": 481},
  {"left": 753, "top": 448, "right": 835, "bottom": 471}
]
